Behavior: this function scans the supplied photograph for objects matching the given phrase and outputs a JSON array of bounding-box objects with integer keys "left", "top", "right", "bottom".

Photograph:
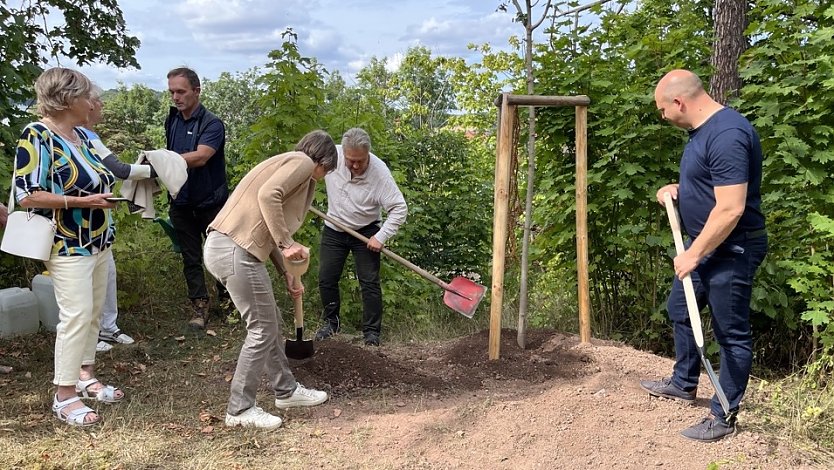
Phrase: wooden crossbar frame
[{"left": 489, "top": 93, "right": 591, "bottom": 360}]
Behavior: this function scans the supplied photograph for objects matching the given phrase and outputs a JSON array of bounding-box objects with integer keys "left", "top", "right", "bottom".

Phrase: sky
[{"left": 75, "top": 0, "right": 524, "bottom": 91}]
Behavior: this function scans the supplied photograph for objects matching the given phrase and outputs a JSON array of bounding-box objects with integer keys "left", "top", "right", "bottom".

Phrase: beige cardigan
[{"left": 209, "top": 151, "right": 316, "bottom": 266}]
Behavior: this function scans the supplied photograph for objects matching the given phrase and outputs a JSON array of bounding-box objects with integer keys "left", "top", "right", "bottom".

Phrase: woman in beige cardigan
[{"left": 204, "top": 130, "right": 337, "bottom": 430}]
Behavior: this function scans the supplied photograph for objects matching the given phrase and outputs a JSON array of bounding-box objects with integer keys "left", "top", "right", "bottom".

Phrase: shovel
[
  {"left": 309, "top": 207, "right": 486, "bottom": 318},
  {"left": 284, "top": 253, "right": 315, "bottom": 360},
  {"left": 663, "top": 192, "right": 731, "bottom": 416}
]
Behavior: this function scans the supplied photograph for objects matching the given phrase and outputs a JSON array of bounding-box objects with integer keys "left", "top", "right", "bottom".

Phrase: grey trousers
[{"left": 204, "top": 231, "right": 296, "bottom": 415}]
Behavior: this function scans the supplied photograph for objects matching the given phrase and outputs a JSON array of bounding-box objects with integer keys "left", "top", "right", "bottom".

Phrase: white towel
[{"left": 120, "top": 149, "right": 188, "bottom": 219}]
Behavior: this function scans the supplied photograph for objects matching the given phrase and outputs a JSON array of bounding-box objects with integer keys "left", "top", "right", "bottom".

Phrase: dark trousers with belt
[
  {"left": 667, "top": 233, "right": 768, "bottom": 422},
  {"left": 168, "top": 203, "right": 227, "bottom": 301},
  {"left": 318, "top": 223, "right": 382, "bottom": 336}
]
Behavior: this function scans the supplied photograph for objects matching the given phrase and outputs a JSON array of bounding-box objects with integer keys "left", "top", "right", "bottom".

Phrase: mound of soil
[{"left": 296, "top": 329, "right": 596, "bottom": 396}]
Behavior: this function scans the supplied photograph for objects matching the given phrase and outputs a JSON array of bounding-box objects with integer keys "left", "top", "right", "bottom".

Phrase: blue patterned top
[{"left": 14, "top": 122, "right": 116, "bottom": 256}]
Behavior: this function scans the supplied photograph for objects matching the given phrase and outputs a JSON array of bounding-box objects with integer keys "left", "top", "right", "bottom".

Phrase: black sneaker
[
  {"left": 363, "top": 333, "right": 380, "bottom": 347},
  {"left": 681, "top": 415, "right": 736, "bottom": 442},
  {"left": 639, "top": 377, "right": 696, "bottom": 403},
  {"left": 314, "top": 323, "right": 339, "bottom": 341}
]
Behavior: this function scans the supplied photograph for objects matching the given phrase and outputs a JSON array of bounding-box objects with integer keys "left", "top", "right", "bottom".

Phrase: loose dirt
[{"left": 275, "top": 328, "right": 819, "bottom": 469}]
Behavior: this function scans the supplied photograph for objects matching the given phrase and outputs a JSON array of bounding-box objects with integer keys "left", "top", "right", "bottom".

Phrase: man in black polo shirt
[
  {"left": 639, "top": 69, "right": 768, "bottom": 442},
  {"left": 165, "top": 67, "right": 229, "bottom": 330}
]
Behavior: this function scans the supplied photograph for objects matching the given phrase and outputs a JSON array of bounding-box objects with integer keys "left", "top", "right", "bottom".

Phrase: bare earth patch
[{"left": 281, "top": 328, "right": 818, "bottom": 469}]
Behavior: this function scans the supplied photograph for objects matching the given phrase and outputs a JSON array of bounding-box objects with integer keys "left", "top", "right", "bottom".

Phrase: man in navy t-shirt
[
  {"left": 639, "top": 70, "right": 768, "bottom": 442},
  {"left": 165, "top": 67, "right": 229, "bottom": 330}
]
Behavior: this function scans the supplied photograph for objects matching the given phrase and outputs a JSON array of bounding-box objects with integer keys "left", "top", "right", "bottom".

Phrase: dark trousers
[
  {"left": 168, "top": 203, "right": 227, "bottom": 301},
  {"left": 318, "top": 224, "right": 382, "bottom": 336},
  {"left": 667, "top": 235, "right": 767, "bottom": 421}
]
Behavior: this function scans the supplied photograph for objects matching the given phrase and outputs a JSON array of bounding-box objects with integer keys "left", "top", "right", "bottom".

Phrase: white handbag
[{"left": 1, "top": 128, "right": 57, "bottom": 261}]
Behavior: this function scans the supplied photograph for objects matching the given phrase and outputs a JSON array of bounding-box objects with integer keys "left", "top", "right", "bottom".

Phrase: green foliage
[
  {"left": 200, "top": 69, "right": 263, "bottom": 185},
  {"left": 243, "top": 29, "right": 325, "bottom": 165},
  {"left": 0, "top": 0, "right": 139, "bottom": 164},
  {"left": 447, "top": 41, "right": 525, "bottom": 132},
  {"left": 737, "top": 0, "right": 834, "bottom": 352},
  {"left": 318, "top": 70, "right": 391, "bottom": 151},
  {"left": 530, "top": 0, "right": 712, "bottom": 346},
  {"left": 390, "top": 46, "right": 457, "bottom": 130},
  {"left": 394, "top": 129, "right": 493, "bottom": 277},
  {"left": 96, "top": 83, "right": 162, "bottom": 159}
]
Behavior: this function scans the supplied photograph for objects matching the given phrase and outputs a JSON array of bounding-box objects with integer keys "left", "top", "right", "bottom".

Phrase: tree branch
[
  {"left": 531, "top": 1, "right": 554, "bottom": 30},
  {"left": 554, "top": 0, "right": 617, "bottom": 18}
]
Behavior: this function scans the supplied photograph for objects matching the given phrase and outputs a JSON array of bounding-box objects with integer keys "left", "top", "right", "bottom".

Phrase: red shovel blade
[{"left": 443, "top": 276, "right": 487, "bottom": 318}]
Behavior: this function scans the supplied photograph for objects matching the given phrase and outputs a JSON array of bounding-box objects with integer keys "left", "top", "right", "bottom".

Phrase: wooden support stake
[
  {"left": 576, "top": 105, "right": 591, "bottom": 344},
  {"left": 489, "top": 94, "right": 516, "bottom": 360}
]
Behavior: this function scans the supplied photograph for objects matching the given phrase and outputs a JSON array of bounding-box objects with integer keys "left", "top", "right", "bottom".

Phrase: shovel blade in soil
[
  {"left": 285, "top": 327, "right": 315, "bottom": 360},
  {"left": 443, "top": 277, "right": 487, "bottom": 318}
]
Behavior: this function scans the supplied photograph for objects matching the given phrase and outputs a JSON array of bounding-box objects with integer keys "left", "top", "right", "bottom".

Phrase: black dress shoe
[
  {"left": 363, "top": 333, "right": 380, "bottom": 346},
  {"left": 314, "top": 323, "right": 339, "bottom": 341}
]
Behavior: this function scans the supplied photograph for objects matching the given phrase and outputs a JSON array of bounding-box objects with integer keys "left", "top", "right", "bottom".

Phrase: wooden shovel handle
[
  {"left": 285, "top": 258, "right": 308, "bottom": 329},
  {"left": 309, "top": 207, "right": 452, "bottom": 292},
  {"left": 292, "top": 277, "right": 304, "bottom": 329},
  {"left": 663, "top": 192, "right": 705, "bottom": 347}
]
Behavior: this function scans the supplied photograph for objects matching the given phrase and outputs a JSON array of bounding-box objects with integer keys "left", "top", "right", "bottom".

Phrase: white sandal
[
  {"left": 52, "top": 394, "right": 100, "bottom": 427},
  {"left": 76, "top": 378, "right": 124, "bottom": 404}
]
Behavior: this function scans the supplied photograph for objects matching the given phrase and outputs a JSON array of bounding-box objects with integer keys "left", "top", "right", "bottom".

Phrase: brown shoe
[{"left": 189, "top": 298, "right": 209, "bottom": 330}]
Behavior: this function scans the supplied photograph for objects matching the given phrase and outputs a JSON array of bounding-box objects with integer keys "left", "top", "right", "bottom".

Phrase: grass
[
  {"left": 0, "top": 240, "right": 492, "bottom": 469},
  {"left": 0, "top": 305, "right": 351, "bottom": 469},
  {"left": 745, "top": 373, "right": 834, "bottom": 466}
]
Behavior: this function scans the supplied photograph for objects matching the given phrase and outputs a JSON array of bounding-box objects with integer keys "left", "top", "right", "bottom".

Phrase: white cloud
[
  {"left": 80, "top": 0, "right": 521, "bottom": 90},
  {"left": 385, "top": 52, "right": 404, "bottom": 73},
  {"left": 405, "top": 11, "right": 517, "bottom": 55}
]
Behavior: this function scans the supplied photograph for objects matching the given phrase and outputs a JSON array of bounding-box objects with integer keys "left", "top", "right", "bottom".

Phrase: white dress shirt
[{"left": 324, "top": 145, "right": 407, "bottom": 245}]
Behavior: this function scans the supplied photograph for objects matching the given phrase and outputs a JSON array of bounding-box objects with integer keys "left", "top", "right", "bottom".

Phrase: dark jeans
[
  {"left": 318, "top": 223, "right": 382, "bottom": 336},
  {"left": 667, "top": 235, "right": 768, "bottom": 421},
  {"left": 168, "top": 203, "right": 227, "bottom": 301}
]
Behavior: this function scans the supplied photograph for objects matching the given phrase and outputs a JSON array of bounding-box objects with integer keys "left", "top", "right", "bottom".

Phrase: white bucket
[
  {"left": 32, "top": 273, "right": 60, "bottom": 332},
  {"left": 0, "top": 287, "right": 40, "bottom": 338}
]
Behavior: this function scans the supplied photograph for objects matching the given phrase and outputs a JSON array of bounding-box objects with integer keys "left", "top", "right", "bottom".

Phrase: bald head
[
  {"left": 654, "top": 69, "right": 721, "bottom": 129},
  {"left": 655, "top": 69, "right": 705, "bottom": 103}
]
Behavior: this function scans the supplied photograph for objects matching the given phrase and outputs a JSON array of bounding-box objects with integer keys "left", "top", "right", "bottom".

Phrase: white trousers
[
  {"left": 100, "top": 254, "right": 118, "bottom": 333},
  {"left": 46, "top": 249, "right": 111, "bottom": 386}
]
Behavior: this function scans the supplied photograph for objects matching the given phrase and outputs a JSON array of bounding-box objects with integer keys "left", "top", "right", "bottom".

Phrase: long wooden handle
[
  {"left": 284, "top": 258, "right": 309, "bottom": 330},
  {"left": 663, "top": 192, "right": 705, "bottom": 348},
  {"left": 309, "top": 207, "right": 452, "bottom": 291},
  {"left": 292, "top": 277, "right": 304, "bottom": 329}
]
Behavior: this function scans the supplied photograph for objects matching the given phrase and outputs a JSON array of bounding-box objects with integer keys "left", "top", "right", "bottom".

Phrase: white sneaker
[
  {"left": 95, "top": 341, "right": 113, "bottom": 352},
  {"left": 225, "top": 406, "right": 282, "bottom": 430},
  {"left": 99, "top": 329, "right": 135, "bottom": 345},
  {"left": 274, "top": 383, "right": 328, "bottom": 409}
]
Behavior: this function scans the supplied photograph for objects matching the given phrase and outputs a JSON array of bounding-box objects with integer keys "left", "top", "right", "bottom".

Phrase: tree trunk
[{"left": 709, "top": 0, "right": 748, "bottom": 105}]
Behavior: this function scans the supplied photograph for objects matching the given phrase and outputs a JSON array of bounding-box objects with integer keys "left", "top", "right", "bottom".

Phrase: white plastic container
[
  {"left": 0, "top": 287, "right": 40, "bottom": 338},
  {"left": 32, "top": 273, "right": 60, "bottom": 332}
]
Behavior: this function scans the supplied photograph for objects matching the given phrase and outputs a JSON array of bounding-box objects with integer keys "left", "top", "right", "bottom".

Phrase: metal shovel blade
[
  {"left": 443, "top": 276, "right": 487, "bottom": 318},
  {"left": 285, "top": 327, "right": 315, "bottom": 360}
]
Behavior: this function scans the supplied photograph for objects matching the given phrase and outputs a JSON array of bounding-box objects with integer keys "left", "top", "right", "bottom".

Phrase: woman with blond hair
[{"left": 14, "top": 67, "right": 123, "bottom": 427}]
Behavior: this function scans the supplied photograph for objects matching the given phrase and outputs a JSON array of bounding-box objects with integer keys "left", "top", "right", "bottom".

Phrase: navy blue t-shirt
[
  {"left": 167, "top": 104, "right": 227, "bottom": 207},
  {"left": 678, "top": 107, "right": 765, "bottom": 239}
]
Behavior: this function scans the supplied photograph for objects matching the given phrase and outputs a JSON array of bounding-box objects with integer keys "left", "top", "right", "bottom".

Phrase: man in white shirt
[{"left": 316, "top": 128, "right": 407, "bottom": 346}]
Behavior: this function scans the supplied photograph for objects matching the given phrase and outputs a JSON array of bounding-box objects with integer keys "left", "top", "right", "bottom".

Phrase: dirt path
[{"left": 278, "top": 329, "right": 819, "bottom": 469}]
